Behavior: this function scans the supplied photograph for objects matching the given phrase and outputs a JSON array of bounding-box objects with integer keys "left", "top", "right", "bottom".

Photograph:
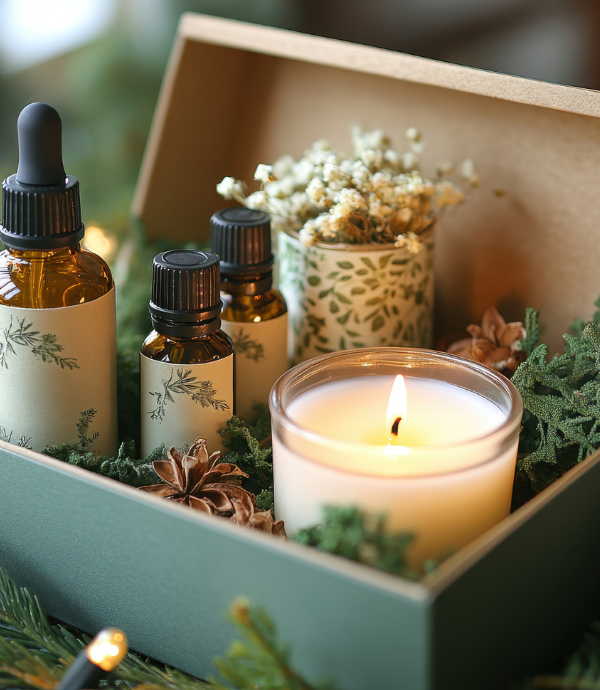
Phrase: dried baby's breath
[{"left": 216, "top": 128, "right": 476, "bottom": 250}]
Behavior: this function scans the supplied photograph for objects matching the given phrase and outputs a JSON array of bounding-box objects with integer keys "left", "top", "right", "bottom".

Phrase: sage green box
[
  {"left": 1, "top": 443, "right": 600, "bottom": 690},
  {"left": 3, "top": 13, "right": 600, "bottom": 690}
]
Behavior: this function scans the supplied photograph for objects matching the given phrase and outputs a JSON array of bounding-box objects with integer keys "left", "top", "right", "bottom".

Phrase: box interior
[{"left": 133, "top": 14, "right": 600, "bottom": 355}]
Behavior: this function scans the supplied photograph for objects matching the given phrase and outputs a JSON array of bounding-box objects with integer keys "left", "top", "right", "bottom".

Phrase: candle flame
[{"left": 386, "top": 375, "right": 407, "bottom": 439}]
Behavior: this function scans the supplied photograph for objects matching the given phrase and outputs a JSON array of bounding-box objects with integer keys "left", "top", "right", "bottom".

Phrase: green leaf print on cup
[
  {"left": 0, "top": 317, "right": 79, "bottom": 370},
  {"left": 231, "top": 328, "right": 265, "bottom": 363},
  {"left": 278, "top": 230, "right": 435, "bottom": 363},
  {"left": 149, "top": 368, "right": 230, "bottom": 422}
]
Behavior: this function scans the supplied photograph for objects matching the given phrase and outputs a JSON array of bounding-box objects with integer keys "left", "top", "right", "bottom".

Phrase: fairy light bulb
[
  {"left": 85, "top": 628, "right": 128, "bottom": 671},
  {"left": 57, "top": 628, "right": 128, "bottom": 690}
]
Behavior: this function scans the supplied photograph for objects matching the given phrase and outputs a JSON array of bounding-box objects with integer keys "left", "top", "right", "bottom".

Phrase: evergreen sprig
[
  {"left": 513, "top": 316, "right": 600, "bottom": 492},
  {"left": 212, "top": 598, "right": 338, "bottom": 690},
  {"left": 43, "top": 439, "right": 165, "bottom": 488},
  {"left": 293, "top": 506, "right": 422, "bottom": 579},
  {"left": 219, "top": 405, "right": 274, "bottom": 512},
  {"left": 0, "top": 567, "right": 212, "bottom": 690},
  {"left": 0, "top": 568, "right": 340, "bottom": 690}
]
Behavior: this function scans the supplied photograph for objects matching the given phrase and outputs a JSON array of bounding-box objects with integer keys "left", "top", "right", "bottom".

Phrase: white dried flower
[
  {"left": 254, "top": 164, "right": 275, "bottom": 184},
  {"left": 217, "top": 127, "right": 474, "bottom": 246},
  {"left": 395, "top": 232, "right": 422, "bottom": 254},
  {"left": 216, "top": 176, "right": 245, "bottom": 201},
  {"left": 273, "top": 154, "right": 295, "bottom": 178},
  {"left": 361, "top": 148, "right": 383, "bottom": 169},
  {"left": 338, "top": 187, "right": 368, "bottom": 212},
  {"left": 437, "top": 162, "right": 454, "bottom": 177},
  {"left": 434, "top": 180, "right": 464, "bottom": 207},
  {"left": 460, "top": 159, "right": 480, "bottom": 187},
  {"left": 405, "top": 127, "right": 423, "bottom": 155},
  {"left": 246, "top": 191, "right": 271, "bottom": 211},
  {"left": 393, "top": 207, "right": 413, "bottom": 225},
  {"left": 306, "top": 177, "right": 326, "bottom": 202},
  {"left": 292, "top": 158, "right": 315, "bottom": 185},
  {"left": 402, "top": 152, "right": 418, "bottom": 171},
  {"left": 289, "top": 191, "right": 314, "bottom": 218}
]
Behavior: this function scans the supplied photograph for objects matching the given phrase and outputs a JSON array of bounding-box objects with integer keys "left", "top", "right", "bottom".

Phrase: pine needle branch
[
  {"left": 211, "top": 598, "right": 338, "bottom": 690},
  {"left": 0, "top": 568, "right": 210, "bottom": 690}
]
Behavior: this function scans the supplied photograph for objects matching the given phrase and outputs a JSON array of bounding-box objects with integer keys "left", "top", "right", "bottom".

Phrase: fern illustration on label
[
  {"left": 76, "top": 408, "right": 99, "bottom": 450},
  {"left": 149, "top": 368, "right": 230, "bottom": 422},
  {"left": 0, "top": 426, "right": 32, "bottom": 449},
  {"left": 231, "top": 328, "right": 265, "bottom": 362},
  {"left": 0, "top": 317, "right": 79, "bottom": 370}
]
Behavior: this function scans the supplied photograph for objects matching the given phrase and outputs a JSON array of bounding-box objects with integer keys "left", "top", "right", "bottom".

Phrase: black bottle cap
[
  {"left": 211, "top": 207, "right": 273, "bottom": 275},
  {"left": 0, "top": 102, "right": 84, "bottom": 250},
  {"left": 149, "top": 249, "right": 223, "bottom": 336}
]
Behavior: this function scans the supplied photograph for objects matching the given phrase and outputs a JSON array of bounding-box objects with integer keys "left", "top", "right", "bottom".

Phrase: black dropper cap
[
  {"left": 0, "top": 103, "right": 84, "bottom": 250},
  {"left": 211, "top": 207, "right": 273, "bottom": 275},
  {"left": 149, "top": 249, "right": 222, "bottom": 337}
]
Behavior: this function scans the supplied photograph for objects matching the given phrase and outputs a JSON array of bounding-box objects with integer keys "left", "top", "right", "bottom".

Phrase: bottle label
[
  {"left": 140, "top": 353, "right": 234, "bottom": 457},
  {"left": 221, "top": 312, "right": 289, "bottom": 421},
  {"left": 0, "top": 288, "right": 117, "bottom": 455}
]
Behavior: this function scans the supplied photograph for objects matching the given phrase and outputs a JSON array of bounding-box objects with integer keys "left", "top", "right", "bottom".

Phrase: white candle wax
[{"left": 272, "top": 373, "right": 520, "bottom": 567}]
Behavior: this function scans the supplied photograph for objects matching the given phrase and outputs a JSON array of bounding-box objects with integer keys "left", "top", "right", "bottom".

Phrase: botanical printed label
[
  {"left": 140, "top": 353, "right": 234, "bottom": 456},
  {"left": 0, "top": 288, "right": 117, "bottom": 455},
  {"left": 221, "top": 313, "right": 289, "bottom": 421}
]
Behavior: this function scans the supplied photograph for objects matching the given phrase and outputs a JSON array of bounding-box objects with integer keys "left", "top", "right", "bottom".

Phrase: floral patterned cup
[{"left": 278, "top": 229, "right": 434, "bottom": 363}]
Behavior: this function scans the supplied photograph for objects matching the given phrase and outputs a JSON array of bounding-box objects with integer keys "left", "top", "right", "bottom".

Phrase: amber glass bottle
[
  {"left": 140, "top": 249, "right": 234, "bottom": 456},
  {"left": 211, "top": 208, "right": 288, "bottom": 421},
  {"left": 0, "top": 102, "right": 117, "bottom": 454}
]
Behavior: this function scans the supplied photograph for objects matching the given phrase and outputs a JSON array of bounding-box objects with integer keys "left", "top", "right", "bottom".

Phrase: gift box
[{"left": 3, "top": 13, "right": 600, "bottom": 690}]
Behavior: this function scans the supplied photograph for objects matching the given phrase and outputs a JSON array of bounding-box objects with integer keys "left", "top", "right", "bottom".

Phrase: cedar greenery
[
  {"left": 293, "top": 506, "right": 420, "bottom": 579},
  {"left": 43, "top": 439, "right": 164, "bottom": 488},
  {"left": 513, "top": 307, "right": 600, "bottom": 493},
  {"left": 218, "top": 405, "right": 274, "bottom": 512}
]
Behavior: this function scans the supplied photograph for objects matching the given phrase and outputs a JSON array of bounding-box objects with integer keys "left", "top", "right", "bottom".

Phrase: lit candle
[{"left": 270, "top": 348, "right": 522, "bottom": 567}]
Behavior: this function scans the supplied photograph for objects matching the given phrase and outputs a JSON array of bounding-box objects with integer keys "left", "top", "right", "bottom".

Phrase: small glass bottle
[
  {"left": 211, "top": 207, "right": 288, "bottom": 421},
  {"left": 140, "top": 249, "right": 234, "bottom": 455},
  {"left": 0, "top": 102, "right": 117, "bottom": 454}
]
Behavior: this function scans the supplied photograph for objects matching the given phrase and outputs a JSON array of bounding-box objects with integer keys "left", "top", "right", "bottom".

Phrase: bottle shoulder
[
  {"left": 140, "top": 328, "right": 234, "bottom": 364},
  {"left": 221, "top": 288, "right": 287, "bottom": 323},
  {"left": 0, "top": 245, "right": 113, "bottom": 308}
]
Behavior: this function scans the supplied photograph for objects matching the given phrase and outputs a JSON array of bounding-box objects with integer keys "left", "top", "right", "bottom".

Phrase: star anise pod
[
  {"left": 139, "top": 437, "right": 255, "bottom": 523},
  {"left": 447, "top": 307, "right": 527, "bottom": 377}
]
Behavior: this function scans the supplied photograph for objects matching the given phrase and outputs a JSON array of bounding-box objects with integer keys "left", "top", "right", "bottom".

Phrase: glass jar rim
[{"left": 269, "top": 347, "right": 523, "bottom": 462}]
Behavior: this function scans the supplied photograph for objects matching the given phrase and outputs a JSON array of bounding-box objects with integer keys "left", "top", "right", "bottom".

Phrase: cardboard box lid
[{"left": 132, "top": 13, "right": 600, "bottom": 353}]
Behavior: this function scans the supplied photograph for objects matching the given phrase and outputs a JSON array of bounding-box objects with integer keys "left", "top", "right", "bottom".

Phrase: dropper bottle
[
  {"left": 140, "top": 249, "right": 234, "bottom": 455},
  {"left": 0, "top": 102, "right": 117, "bottom": 454},
  {"left": 211, "top": 207, "right": 288, "bottom": 421}
]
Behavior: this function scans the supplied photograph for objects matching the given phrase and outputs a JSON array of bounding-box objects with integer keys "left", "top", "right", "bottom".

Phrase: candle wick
[{"left": 391, "top": 416, "right": 402, "bottom": 436}]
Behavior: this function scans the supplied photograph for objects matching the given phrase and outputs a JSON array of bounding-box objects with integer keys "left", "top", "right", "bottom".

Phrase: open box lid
[{"left": 132, "top": 12, "right": 600, "bottom": 353}]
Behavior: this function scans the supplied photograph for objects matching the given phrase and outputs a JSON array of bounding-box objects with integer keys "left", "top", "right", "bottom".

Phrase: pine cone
[
  {"left": 447, "top": 307, "right": 526, "bottom": 377},
  {"left": 139, "top": 438, "right": 255, "bottom": 523},
  {"left": 246, "top": 511, "right": 287, "bottom": 538}
]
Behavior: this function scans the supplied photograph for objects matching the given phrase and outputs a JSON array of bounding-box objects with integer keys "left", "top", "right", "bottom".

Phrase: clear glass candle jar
[{"left": 269, "top": 348, "right": 523, "bottom": 568}]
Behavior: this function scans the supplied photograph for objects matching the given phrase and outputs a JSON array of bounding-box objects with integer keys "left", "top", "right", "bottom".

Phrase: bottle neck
[
  {"left": 149, "top": 299, "right": 224, "bottom": 339},
  {"left": 6, "top": 243, "right": 81, "bottom": 260},
  {"left": 221, "top": 271, "right": 272, "bottom": 296}
]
